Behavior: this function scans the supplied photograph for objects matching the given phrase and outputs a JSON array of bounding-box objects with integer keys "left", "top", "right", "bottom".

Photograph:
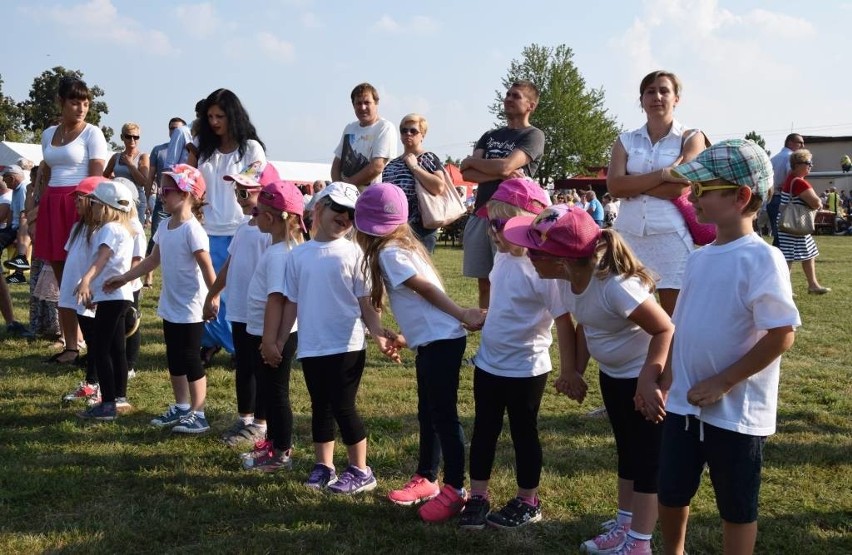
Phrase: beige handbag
[
  {"left": 778, "top": 201, "right": 816, "bottom": 236},
  {"left": 415, "top": 167, "right": 466, "bottom": 229}
]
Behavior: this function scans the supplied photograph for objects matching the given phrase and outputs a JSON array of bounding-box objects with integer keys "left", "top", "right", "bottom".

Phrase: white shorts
[{"left": 620, "top": 230, "right": 693, "bottom": 290}]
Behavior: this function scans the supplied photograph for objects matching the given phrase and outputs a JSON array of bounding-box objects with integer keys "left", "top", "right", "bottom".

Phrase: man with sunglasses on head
[
  {"left": 459, "top": 80, "right": 546, "bottom": 309},
  {"left": 767, "top": 133, "right": 804, "bottom": 246},
  {"left": 331, "top": 83, "right": 398, "bottom": 190}
]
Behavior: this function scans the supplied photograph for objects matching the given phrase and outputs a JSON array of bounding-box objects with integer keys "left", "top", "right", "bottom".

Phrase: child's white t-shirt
[
  {"left": 475, "top": 252, "right": 573, "bottom": 378},
  {"left": 59, "top": 224, "right": 95, "bottom": 317},
  {"left": 91, "top": 222, "right": 134, "bottom": 303},
  {"left": 567, "top": 274, "right": 654, "bottom": 379},
  {"left": 284, "top": 237, "right": 368, "bottom": 358},
  {"left": 153, "top": 217, "right": 209, "bottom": 323},
  {"left": 226, "top": 220, "right": 271, "bottom": 324},
  {"left": 129, "top": 218, "right": 146, "bottom": 293},
  {"left": 246, "top": 241, "right": 297, "bottom": 337},
  {"left": 379, "top": 245, "right": 465, "bottom": 350},
  {"left": 668, "top": 233, "right": 801, "bottom": 436}
]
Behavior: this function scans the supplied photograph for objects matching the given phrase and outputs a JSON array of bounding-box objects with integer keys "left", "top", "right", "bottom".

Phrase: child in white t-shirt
[
  {"left": 353, "top": 183, "right": 485, "bottom": 523},
  {"left": 59, "top": 176, "right": 106, "bottom": 406},
  {"left": 239, "top": 180, "right": 305, "bottom": 472},
  {"left": 277, "top": 182, "right": 399, "bottom": 495},
  {"left": 106, "top": 165, "right": 216, "bottom": 434},
  {"left": 204, "top": 163, "right": 277, "bottom": 447},
  {"left": 75, "top": 181, "right": 136, "bottom": 421},
  {"left": 459, "top": 178, "right": 575, "bottom": 530},
  {"left": 658, "top": 139, "right": 800, "bottom": 555},
  {"left": 503, "top": 204, "right": 673, "bottom": 555}
]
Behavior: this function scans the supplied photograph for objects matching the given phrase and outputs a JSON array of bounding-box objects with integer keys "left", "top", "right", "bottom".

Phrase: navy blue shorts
[{"left": 658, "top": 413, "right": 766, "bottom": 524}]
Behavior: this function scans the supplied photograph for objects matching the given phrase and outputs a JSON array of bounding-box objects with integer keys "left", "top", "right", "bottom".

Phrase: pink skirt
[{"left": 34, "top": 185, "right": 78, "bottom": 262}]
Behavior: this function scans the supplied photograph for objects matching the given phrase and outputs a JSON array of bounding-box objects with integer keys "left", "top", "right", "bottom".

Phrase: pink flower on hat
[{"left": 163, "top": 164, "right": 206, "bottom": 197}]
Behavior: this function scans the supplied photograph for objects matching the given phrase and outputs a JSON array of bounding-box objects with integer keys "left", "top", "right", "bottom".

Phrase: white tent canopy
[{"left": 0, "top": 141, "right": 43, "bottom": 168}]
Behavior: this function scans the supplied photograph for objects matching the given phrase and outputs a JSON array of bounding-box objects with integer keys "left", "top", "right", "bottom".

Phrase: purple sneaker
[
  {"left": 304, "top": 463, "right": 337, "bottom": 490},
  {"left": 327, "top": 465, "right": 377, "bottom": 495}
]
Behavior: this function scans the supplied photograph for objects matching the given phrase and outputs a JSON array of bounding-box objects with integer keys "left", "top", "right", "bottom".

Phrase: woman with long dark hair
[
  {"left": 188, "top": 88, "right": 266, "bottom": 365},
  {"left": 37, "top": 77, "right": 108, "bottom": 364}
]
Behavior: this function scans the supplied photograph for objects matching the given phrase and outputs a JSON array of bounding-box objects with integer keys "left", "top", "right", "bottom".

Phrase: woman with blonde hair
[
  {"left": 381, "top": 113, "right": 447, "bottom": 253},
  {"left": 104, "top": 122, "right": 150, "bottom": 222}
]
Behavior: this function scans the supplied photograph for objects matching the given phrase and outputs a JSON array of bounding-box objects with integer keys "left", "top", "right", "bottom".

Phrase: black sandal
[{"left": 46, "top": 348, "right": 79, "bottom": 364}]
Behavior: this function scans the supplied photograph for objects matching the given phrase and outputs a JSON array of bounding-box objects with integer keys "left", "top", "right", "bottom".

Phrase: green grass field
[{"left": 1, "top": 237, "right": 850, "bottom": 554}]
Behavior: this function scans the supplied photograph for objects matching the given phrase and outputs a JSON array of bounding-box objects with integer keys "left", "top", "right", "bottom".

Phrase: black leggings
[
  {"left": 301, "top": 350, "right": 366, "bottom": 445},
  {"left": 599, "top": 372, "right": 662, "bottom": 494},
  {"left": 94, "top": 300, "right": 131, "bottom": 403},
  {"left": 162, "top": 320, "right": 205, "bottom": 382},
  {"left": 469, "top": 367, "right": 548, "bottom": 490},
  {"left": 249, "top": 332, "right": 297, "bottom": 450},
  {"left": 231, "top": 322, "right": 259, "bottom": 417},
  {"left": 77, "top": 314, "right": 98, "bottom": 385},
  {"left": 124, "top": 290, "right": 141, "bottom": 370}
]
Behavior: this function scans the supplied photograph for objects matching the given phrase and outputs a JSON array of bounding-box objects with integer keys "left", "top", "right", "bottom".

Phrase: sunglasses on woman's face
[
  {"left": 327, "top": 200, "right": 354, "bottom": 219},
  {"left": 234, "top": 188, "right": 257, "bottom": 200},
  {"left": 122, "top": 134, "right": 140, "bottom": 141},
  {"left": 400, "top": 127, "right": 421, "bottom": 136}
]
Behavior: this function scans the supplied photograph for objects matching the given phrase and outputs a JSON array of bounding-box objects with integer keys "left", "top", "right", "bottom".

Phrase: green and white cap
[{"left": 673, "top": 139, "right": 773, "bottom": 197}]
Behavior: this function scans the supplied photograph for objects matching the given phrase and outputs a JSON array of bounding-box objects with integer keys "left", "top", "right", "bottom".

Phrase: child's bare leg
[
  {"left": 470, "top": 478, "right": 490, "bottom": 495},
  {"left": 314, "top": 441, "right": 335, "bottom": 468},
  {"left": 723, "top": 520, "right": 757, "bottom": 555},
  {"left": 618, "top": 478, "right": 635, "bottom": 514},
  {"left": 346, "top": 438, "right": 367, "bottom": 469},
  {"left": 659, "top": 504, "right": 689, "bottom": 555},
  {"left": 630, "top": 492, "right": 658, "bottom": 535},
  {"left": 170, "top": 375, "right": 189, "bottom": 405},
  {"left": 188, "top": 376, "right": 206, "bottom": 411}
]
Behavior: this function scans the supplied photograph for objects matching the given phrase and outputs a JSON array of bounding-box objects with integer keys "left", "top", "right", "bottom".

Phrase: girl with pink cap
[
  {"left": 502, "top": 204, "right": 673, "bottom": 555},
  {"left": 353, "top": 182, "right": 484, "bottom": 523},
  {"left": 106, "top": 164, "right": 216, "bottom": 434}
]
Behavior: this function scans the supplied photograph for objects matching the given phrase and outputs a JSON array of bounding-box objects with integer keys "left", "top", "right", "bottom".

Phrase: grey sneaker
[
  {"left": 327, "top": 465, "right": 377, "bottom": 495},
  {"left": 172, "top": 412, "right": 210, "bottom": 434},
  {"left": 486, "top": 497, "right": 542, "bottom": 529},
  {"left": 150, "top": 405, "right": 191, "bottom": 428},
  {"left": 459, "top": 495, "right": 491, "bottom": 530},
  {"left": 222, "top": 420, "right": 266, "bottom": 446},
  {"left": 304, "top": 463, "right": 337, "bottom": 490}
]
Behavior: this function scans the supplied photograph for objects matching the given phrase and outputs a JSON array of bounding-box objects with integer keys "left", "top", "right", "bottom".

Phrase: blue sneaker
[
  {"left": 304, "top": 463, "right": 337, "bottom": 490},
  {"left": 77, "top": 402, "right": 117, "bottom": 422},
  {"left": 172, "top": 412, "right": 210, "bottom": 434},
  {"left": 150, "top": 405, "right": 190, "bottom": 428},
  {"left": 328, "top": 465, "right": 377, "bottom": 495}
]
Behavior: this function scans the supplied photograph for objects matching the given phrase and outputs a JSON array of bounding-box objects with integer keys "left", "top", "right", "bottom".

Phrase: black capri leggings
[
  {"left": 301, "top": 350, "right": 366, "bottom": 445},
  {"left": 231, "top": 322, "right": 259, "bottom": 418},
  {"left": 162, "top": 320, "right": 205, "bottom": 382},
  {"left": 469, "top": 367, "right": 548, "bottom": 490},
  {"left": 249, "top": 332, "right": 298, "bottom": 451},
  {"left": 599, "top": 371, "right": 662, "bottom": 494},
  {"left": 94, "top": 300, "right": 131, "bottom": 403}
]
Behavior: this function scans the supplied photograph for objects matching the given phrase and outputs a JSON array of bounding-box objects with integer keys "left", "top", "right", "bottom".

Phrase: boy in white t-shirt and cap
[{"left": 658, "top": 139, "right": 800, "bottom": 555}]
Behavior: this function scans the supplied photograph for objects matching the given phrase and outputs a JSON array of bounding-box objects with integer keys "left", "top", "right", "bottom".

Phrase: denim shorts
[{"left": 658, "top": 413, "right": 766, "bottom": 524}]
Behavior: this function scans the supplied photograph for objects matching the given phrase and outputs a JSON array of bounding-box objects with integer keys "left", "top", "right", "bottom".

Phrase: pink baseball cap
[
  {"left": 162, "top": 164, "right": 206, "bottom": 197},
  {"left": 502, "top": 204, "right": 602, "bottom": 259},
  {"left": 354, "top": 182, "right": 408, "bottom": 236},
  {"left": 70, "top": 175, "right": 108, "bottom": 196},
  {"left": 224, "top": 161, "right": 281, "bottom": 188},
  {"left": 258, "top": 180, "right": 306, "bottom": 232},
  {"left": 475, "top": 178, "right": 550, "bottom": 218}
]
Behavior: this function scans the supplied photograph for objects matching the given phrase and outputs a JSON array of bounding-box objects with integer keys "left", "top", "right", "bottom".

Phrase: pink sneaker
[
  {"left": 239, "top": 439, "right": 272, "bottom": 461},
  {"left": 613, "top": 536, "right": 652, "bottom": 555},
  {"left": 581, "top": 523, "right": 628, "bottom": 553},
  {"left": 388, "top": 474, "right": 440, "bottom": 506},
  {"left": 418, "top": 484, "right": 467, "bottom": 523}
]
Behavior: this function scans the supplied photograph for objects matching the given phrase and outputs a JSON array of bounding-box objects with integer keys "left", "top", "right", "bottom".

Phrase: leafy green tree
[
  {"left": 18, "top": 66, "right": 113, "bottom": 143},
  {"left": 489, "top": 44, "right": 621, "bottom": 184},
  {"left": 444, "top": 155, "right": 462, "bottom": 167},
  {"left": 0, "top": 75, "right": 27, "bottom": 142},
  {"left": 745, "top": 130, "right": 770, "bottom": 156}
]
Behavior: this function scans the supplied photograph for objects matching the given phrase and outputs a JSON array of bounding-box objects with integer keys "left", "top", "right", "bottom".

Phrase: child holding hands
[
  {"left": 503, "top": 204, "right": 673, "bottom": 554},
  {"left": 106, "top": 165, "right": 216, "bottom": 434},
  {"left": 276, "top": 182, "right": 400, "bottom": 494},
  {"left": 353, "top": 183, "right": 485, "bottom": 522},
  {"left": 459, "top": 178, "right": 575, "bottom": 530},
  {"left": 658, "top": 139, "right": 799, "bottom": 555}
]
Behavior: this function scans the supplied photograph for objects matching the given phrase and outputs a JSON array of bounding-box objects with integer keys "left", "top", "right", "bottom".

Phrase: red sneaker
[
  {"left": 418, "top": 484, "right": 467, "bottom": 523},
  {"left": 387, "top": 474, "right": 440, "bottom": 506}
]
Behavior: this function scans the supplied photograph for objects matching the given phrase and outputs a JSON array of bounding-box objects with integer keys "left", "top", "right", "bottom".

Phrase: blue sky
[{"left": 2, "top": 0, "right": 849, "bottom": 165}]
